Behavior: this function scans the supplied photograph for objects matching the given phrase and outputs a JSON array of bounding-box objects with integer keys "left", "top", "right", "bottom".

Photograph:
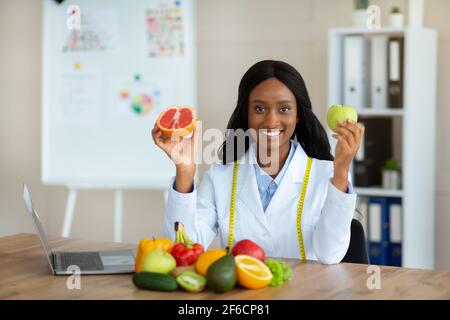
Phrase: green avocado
[{"left": 206, "top": 255, "right": 237, "bottom": 293}]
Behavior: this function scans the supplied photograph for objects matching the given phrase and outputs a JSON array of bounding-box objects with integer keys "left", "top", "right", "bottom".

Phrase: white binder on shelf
[
  {"left": 368, "top": 201, "right": 382, "bottom": 243},
  {"left": 370, "top": 35, "right": 388, "bottom": 109},
  {"left": 389, "top": 202, "right": 402, "bottom": 244},
  {"left": 343, "top": 36, "right": 369, "bottom": 109}
]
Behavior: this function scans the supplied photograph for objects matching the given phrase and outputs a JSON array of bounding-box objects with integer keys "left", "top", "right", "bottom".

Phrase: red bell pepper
[{"left": 171, "top": 222, "right": 204, "bottom": 266}]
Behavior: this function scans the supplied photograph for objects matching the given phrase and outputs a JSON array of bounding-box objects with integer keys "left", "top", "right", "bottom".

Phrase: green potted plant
[
  {"left": 380, "top": 157, "right": 401, "bottom": 189},
  {"left": 389, "top": 6, "right": 405, "bottom": 28},
  {"left": 353, "top": 0, "right": 369, "bottom": 27}
]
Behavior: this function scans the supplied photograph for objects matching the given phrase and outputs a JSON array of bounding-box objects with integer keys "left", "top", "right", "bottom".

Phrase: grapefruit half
[{"left": 156, "top": 106, "right": 196, "bottom": 138}]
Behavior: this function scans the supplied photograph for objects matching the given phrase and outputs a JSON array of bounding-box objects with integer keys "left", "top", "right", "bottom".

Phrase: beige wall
[{"left": 1, "top": 0, "right": 449, "bottom": 270}]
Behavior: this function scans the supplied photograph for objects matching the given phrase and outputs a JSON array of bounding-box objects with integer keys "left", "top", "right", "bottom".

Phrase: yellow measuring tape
[{"left": 228, "top": 157, "right": 313, "bottom": 261}]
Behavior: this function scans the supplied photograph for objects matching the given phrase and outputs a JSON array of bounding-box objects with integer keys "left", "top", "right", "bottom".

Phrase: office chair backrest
[{"left": 342, "top": 219, "right": 370, "bottom": 264}]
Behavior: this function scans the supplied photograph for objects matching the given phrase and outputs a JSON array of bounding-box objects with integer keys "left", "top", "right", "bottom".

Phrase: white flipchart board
[{"left": 42, "top": 0, "right": 196, "bottom": 189}]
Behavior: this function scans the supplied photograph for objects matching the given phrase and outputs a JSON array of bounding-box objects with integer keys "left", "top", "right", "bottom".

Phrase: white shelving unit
[
  {"left": 357, "top": 109, "right": 404, "bottom": 117},
  {"left": 327, "top": 27, "right": 437, "bottom": 269},
  {"left": 354, "top": 187, "right": 404, "bottom": 198}
]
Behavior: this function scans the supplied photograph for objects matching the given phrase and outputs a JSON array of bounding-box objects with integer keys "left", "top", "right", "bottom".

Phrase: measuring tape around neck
[{"left": 228, "top": 157, "right": 313, "bottom": 261}]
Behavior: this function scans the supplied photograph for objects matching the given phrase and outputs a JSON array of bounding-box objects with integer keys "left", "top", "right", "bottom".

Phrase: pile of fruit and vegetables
[{"left": 132, "top": 222, "right": 292, "bottom": 293}]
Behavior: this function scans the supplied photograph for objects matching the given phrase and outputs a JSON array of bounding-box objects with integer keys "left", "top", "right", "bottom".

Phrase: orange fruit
[
  {"left": 156, "top": 106, "right": 196, "bottom": 138},
  {"left": 235, "top": 255, "right": 273, "bottom": 289},
  {"left": 195, "top": 249, "right": 227, "bottom": 276}
]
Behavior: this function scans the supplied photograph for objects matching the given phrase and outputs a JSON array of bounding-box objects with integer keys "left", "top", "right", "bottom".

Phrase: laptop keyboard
[{"left": 59, "top": 252, "right": 104, "bottom": 271}]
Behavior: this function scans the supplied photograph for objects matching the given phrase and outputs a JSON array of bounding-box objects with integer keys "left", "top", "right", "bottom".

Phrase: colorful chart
[
  {"left": 62, "top": 11, "right": 116, "bottom": 52},
  {"left": 145, "top": 0, "right": 185, "bottom": 58},
  {"left": 63, "top": 29, "right": 104, "bottom": 52},
  {"left": 119, "top": 88, "right": 161, "bottom": 116},
  {"left": 132, "top": 93, "right": 153, "bottom": 115}
]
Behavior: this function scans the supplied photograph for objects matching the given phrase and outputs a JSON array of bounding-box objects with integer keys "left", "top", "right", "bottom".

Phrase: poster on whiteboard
[{"left": 42, "top": 0, "right": 196, "bottom": 188}]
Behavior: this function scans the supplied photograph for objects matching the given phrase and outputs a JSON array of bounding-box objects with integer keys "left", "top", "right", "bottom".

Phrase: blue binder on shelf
[
  {"left": 388, "top": 198, "right": 402, "bottom": 266},
  {"left": 368, "top": 197, "right": 389, "bottom": 265}
]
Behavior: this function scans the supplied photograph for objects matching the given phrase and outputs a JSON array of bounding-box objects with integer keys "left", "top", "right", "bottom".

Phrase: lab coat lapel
[
  {"left": 264, "top": 141, "right": 309, "bottom": 217},
  {"left": 236, "top": 144, "right": 270, "bottom": 232}
]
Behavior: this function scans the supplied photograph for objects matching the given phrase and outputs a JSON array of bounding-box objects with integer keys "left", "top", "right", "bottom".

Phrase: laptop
[{"left": 22, "top": 184, "right": 135, "bottom": 275}]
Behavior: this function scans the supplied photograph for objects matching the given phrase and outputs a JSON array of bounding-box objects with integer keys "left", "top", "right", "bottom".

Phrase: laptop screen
[{"left": 22, "top": 184, "right": 55, "bottom": 274}]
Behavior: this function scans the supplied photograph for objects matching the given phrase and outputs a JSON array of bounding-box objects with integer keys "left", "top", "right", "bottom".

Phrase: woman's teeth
[{"left": 261, "top": 130, "right": 282, "bottom": 137}]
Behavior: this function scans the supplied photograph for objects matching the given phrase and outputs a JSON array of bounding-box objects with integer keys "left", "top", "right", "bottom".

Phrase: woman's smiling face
[{"left": 247, "top": 77, "right": 298, "bottom": 153}]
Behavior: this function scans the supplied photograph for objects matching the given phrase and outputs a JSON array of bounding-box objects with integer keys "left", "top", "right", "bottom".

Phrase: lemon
[{"left": 235, "top": 255, "right": 273, "bottom": 289}]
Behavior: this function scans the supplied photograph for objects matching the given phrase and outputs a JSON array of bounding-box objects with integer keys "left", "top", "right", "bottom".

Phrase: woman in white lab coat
[{"left": 152, "top": 60, "right": 364, "bottom": 264}]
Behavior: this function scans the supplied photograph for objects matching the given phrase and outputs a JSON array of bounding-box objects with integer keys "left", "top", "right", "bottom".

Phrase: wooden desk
[{"left": 0, "top": 234, "right": 449, "bottom": 300}]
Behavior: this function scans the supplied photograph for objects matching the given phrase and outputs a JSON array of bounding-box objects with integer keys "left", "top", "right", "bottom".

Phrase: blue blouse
[{"left": 254, "top": 140, "right": 296, "bottom": 212}]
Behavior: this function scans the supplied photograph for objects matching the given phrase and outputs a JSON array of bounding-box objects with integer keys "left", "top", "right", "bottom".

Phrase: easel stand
[{"left": 61, "top": 186, "right": 169, "bottom": 243}]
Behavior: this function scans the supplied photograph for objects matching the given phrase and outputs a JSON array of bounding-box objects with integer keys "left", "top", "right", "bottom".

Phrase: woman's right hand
[{"left": 151, "top": 121, "right": 200, "bottom": 192}]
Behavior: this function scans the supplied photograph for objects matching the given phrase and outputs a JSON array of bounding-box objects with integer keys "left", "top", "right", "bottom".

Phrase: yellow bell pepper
[{"left": 135, "top": 237, "right": 173, "bottom": 272}]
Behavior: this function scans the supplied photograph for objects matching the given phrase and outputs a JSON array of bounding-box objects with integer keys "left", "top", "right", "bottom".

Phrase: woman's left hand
[{"left": 331, "top": 120, "right": 365, "bottom": 191}]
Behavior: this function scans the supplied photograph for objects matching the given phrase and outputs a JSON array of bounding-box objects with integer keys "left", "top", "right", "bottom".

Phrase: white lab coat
[{"left": 164, "top": 140, "right": 357, "bottom": 264}]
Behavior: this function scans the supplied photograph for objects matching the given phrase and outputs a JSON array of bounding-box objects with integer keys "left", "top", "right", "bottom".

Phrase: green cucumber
[{"left": 132, "top": 272, "right": 178, "bottom": 292}]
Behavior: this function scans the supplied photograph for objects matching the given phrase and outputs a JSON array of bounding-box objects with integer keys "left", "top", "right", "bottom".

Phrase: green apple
[
  {"left": 327, "top": 104, "right": 358, "bottom": 132},
  {"left": 141, "top": 250, "right": 176, "bottom": 274}
]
